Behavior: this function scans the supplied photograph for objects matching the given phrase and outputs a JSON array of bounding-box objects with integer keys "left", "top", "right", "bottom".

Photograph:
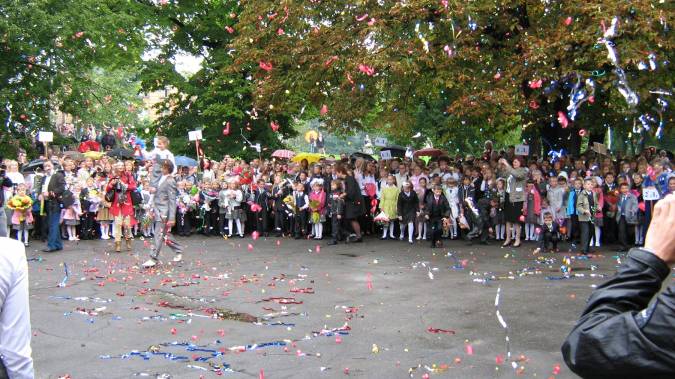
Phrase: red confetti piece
[
  {"left": 465, "top": 344, "right": 474, "bottom": 355},
  {"left": 259, "top": 61, "right": 273, "bottom": 72},
  {"left": 171, "top": 328, "right": 177, "bottom": 335},
  {"left": 427, "top": 327, "right": 456, "bottom": 334},
  {"left": 529, "top": 79, "right": 542, "bottom": 89},
  {"left": 320, "top": 104, "right": 328, "bottom": 115},
  {"left": 557, "top": 111, "right": 569, "bottom": 128},
  {"left": 247, "top": 243, "right": 254, "bottom": 252},
  {"left": 270, "top": 121, "right": 280, "bottom": 132},
  {"left": 496, "top": 354, "right": 504, "bottom": 365},
  {"left": 251, "top": 231, "right": 260, "bottom": 240},
  {"left": 564, "top": 17, "right": 573, "bottom": 26}
]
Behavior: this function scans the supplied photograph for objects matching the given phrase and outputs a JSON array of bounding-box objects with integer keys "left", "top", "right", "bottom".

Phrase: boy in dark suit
[
  {"left": 534, "top": 212, "right": 560, "bottom": 254},
  {"left": 425, "top": 185, "right": 450, "bottom": 248}
]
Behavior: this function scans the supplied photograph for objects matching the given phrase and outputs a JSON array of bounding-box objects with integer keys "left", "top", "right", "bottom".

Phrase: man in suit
[
  {"left": 615, "top": 182, "right": 638, "bottom": 251},
  {"left": 38, "top": 161, "right": 66, "bottom": 252},
  {"left": 143, "top": 160, "right": 181, "bottom": 268}
]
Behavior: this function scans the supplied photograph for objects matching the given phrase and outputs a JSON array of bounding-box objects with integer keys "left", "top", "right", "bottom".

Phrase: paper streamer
[
  {"left": 494, "top": 287, "right": 513, "bottom": 369},
  {"left": 598, "top": 17, "right": 639, "bottom": 107},
  {"left": 57, "top": 263, "right": 70, "bottom": 288}
]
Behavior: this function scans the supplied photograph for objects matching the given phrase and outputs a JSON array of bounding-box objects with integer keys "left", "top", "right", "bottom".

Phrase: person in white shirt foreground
[{"left": 0, "top": 237, "right": 34, "bottom": 379}]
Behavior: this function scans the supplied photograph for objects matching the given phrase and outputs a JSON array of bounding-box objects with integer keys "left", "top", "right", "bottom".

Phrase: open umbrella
[
  {"left": 291, "top": 152, "right": 325, "bottom": 164},
  {"left": 413, "top": 148, "right": 446, "bottom": 158},
  {"left": 106, "top": 147, "right": 135, "bottom": 160},
  {"left": 83, "top": 151, "right": 104, "bottom": 160},
  {"left": 175, "top": 156, "right": 198, "bottom": 167},
  {"left": 379, "top": 145, "right": 406, "bottom": 159},
  {"left": 21, "top": 159, "right": 62, "bottom": 174},
  {"left": 350, "top": 152, "right": 376, "bottom": 162},
  {"left": 271, "top": 149, "right": 295, "bottom": 159}
]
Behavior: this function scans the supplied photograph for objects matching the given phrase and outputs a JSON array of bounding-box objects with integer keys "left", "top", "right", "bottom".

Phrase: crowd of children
[{"left": 2, "top": 141, "right": 673, "bottom": 255}]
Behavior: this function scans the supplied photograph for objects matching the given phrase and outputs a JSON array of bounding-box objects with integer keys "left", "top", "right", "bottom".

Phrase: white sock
[
  {"left": 236, "top": 219, "right": 243, "bottom": 235},
  {"left": 594, "top": 226, "right": 601, "bottom": 246},
  {"left": 388, "top": 223, "right": 395, "bottom": 238},
  {"left": 228, "top": 220, "right": 233, "bottom": 235},
  {"left": 317, "top": 223, "right": 323, "bottom": 239},
  {"left": 408, "top": 222, "right": 414, "bottom": 242},
  {"left": 23, "top": 229, "right": 29, "bottom": 243}
]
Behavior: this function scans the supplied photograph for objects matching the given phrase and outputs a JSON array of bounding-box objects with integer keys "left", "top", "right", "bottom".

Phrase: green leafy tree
[
  {"left": 137, "top": 0, "right": 296, "bottom": 160},
  {"left": 231, "top": 0, "right": 673, "bottom": 156},
  {"left": 0, "top": 0, "right": 148, "bottom": 156}
]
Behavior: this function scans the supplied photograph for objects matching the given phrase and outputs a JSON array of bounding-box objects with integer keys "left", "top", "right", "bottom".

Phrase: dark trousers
[
  {"left": 218, "top": 213, "right": 227, "bottom": 235},
  {"left": 177, "top": 211, "right": 191, "bottom": 236},
  {"left": 617, "top": 216, "right": 634, "bottom": 250},
  {"left": 331, "top": 215, "right": 343, "bottom": 242},
  {"left": 568, "top": 215, "right": 580, "bottom": 242},
  {"left": 580, "top": 221, "right": 592, "bottom": 254},
  {"left": 294, "top": 210, "right": 308, "bottom": 237},
  {"left": 46, "top": 202, "right": 63, "bottom": 250},
  {"left": 255, "top": 209, "right": 269, "bottom": 234},
  {"left": 539, "top": 231, "right": 559, "bottom": 250},
  {"left": 429, "top": 218, "right": 443, "bottom": 246},
  {"left": 274, "top": 209, "right": 286, "bottom": 234},
  {"left": 80, "top": 212, "right": 96, "bottom": 240}
]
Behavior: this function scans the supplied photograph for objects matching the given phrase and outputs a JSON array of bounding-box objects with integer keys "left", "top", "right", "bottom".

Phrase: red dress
[{"left": 106, "top": 172, "right": 137, "bottom": 219}]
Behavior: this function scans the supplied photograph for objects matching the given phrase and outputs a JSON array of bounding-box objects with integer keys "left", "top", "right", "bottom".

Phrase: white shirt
[
  {"left": 41, "top": 173, "right": 52, "bottom": 194},
  {"left": 0, "top": 238, "right": 34, "bottom": 379}
]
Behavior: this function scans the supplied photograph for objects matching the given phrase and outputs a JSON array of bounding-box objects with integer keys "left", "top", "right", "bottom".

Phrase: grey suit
[{"left": 151, "top": 175, "right": 181, "bottom": 259}]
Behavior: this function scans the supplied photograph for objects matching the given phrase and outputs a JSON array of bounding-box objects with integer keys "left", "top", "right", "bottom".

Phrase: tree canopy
[
  {"left": 1, "top": 0, "right": 672, "bottom": 158},
  {"left": 231, "top": 0, "right": 673, "bottom": 155}
]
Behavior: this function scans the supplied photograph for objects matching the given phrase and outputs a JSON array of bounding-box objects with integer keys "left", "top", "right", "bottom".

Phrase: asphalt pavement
[{"left": 26, "top": 235, "right": 615, "bottom": 378}]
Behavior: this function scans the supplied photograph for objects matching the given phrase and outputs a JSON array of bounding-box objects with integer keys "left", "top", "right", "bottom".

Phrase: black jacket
[
  {"left": 561, "top": 248, "right": 675, "bottom": 378},
  {"left": 0, "top": 176, "right": 12, "bottom": 207},
  {"left": 425, "top": 194, "right": 450, "bottom": 220},
  {"left": 397, "top": 190, "right": 418, "bottom": 223}
]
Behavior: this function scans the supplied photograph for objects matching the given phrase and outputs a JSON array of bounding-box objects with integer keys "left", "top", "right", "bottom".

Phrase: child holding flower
[
  {"left": 7, "top": 183, "right": 34, "bottom": 246},
  {"left": 308, "top": 180, "right": 326, "bottom": 240}
]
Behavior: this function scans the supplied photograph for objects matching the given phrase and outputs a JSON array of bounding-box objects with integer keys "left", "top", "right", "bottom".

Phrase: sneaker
[
  {"left": 173, "top": 254, "right": 183, "bottom": 263},
  {"left": 142, "top": 258, "right": 158, "bottom": 268}
]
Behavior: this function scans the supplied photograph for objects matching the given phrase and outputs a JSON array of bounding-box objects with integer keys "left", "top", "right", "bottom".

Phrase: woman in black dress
[{"left": 336, "top": 165, "right": 365, "bottom": 242}]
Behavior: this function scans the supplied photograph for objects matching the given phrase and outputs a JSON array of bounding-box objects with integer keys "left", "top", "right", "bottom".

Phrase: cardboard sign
[
  {"left": 374, "top": 137, "right": 388, "bottom": 147},
  {"left": 38, "top": 131, "right": 53, "bottom": 142},
  {"left": 188, "top": 130, "right": 203, "bottom": 141},
  {"left": 379, "top": 150, "right": 392, "bottom": 160},
  {"left": 593, "top": 142, "right": 608, "bottom": 155},
  {"left": 642, "top": 187, "right": 661, "bottom": 201},
  {"left": 515, "top": 144, "right": 529, "bottom": 156}
]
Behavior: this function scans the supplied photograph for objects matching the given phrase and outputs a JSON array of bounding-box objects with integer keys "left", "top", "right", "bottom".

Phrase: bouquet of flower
[
  {"left": 7, "top": 195, "right": 33, "bottom": 222},
  {"left": 373, "top": 211, "right": 390, "bottom": 225},
  {"left": 309, "top": 199, "right": 321, "bottom": 223},
  {"left": 283, "top": 194, "right": 296, "bottom": 214}
]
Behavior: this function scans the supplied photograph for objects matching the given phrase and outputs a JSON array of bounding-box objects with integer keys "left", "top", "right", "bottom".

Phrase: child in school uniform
[
  {"left": 308, "top": 180, "right": 327, "bottom": 240},
  {"left": 493, "top": 178, "right": 507, "bottom": 240},
  {"left": 327, "top": 179, "right": 345, "bottom": 245},
  {"left": 523, "top": 179, "right": 542, "bottom": 242},
  {"left": 591, "top": 179, "right": 605, "bottom": 247},
  {"left": 533, "top": 212, "right": 560, "bottom": 254},
  {"left": 79, "top": 177, "right": 99, "bottom": 240},
  {"left": 252, "top": 178, "right": 271, "bottom": 236},
  {"left": 225, "top": 181, "right": 245, "bottom": 237},
  {"left": 62, "top": 183, "right": 83, "bottom": 241},
  {"left": 7, "top": 183, "right": 34, "bottom": 246},
  {"left": 271, "top": 174, "right": 292, "bottom": 237},
  {"left": 293, "top": 181, "right": 310, "bottom": 239},
  {"left": 443, "top": 178, "right": 460, "bottom": 239},
  {"left": 378, "top": 175, "right": 399, "bottom": 240}
]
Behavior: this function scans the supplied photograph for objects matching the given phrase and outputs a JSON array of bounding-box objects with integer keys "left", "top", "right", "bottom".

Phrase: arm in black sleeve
[{"left": 561, "top": 248, "right": 675, "bottom": 378}]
